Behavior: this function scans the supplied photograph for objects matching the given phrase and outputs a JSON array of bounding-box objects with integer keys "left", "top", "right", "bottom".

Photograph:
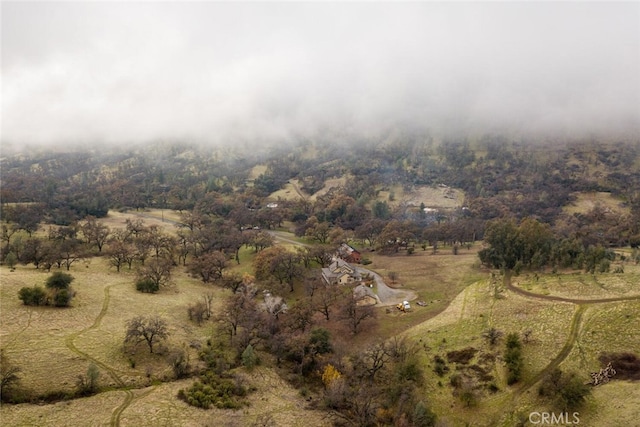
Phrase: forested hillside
[{"left": 2, "top": 137, "right": 639, "bottom": 253}]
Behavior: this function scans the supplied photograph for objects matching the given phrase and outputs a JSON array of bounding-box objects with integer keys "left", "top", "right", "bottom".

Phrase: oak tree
[{"left": 124, "top": 315, "right": 169, "bottom": 354}]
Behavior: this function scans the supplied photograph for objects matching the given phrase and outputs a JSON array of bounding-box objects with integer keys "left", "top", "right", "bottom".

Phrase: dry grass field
[
  {"left": 563, "top": 191, "right": 630, "bottom": 215},
  {"left": 399, "top": 264, "right": 640, "bottom": 426},
  {"left": 265, "top": 174, "right": 465, "bottom": 211},
  {"left": 0, "top": 258, "right": 226, "bottom": 395},
  {"left": 268, "top": 179, "right": 308, "bottom": 201},
  {"left": 308, "top": 176, "right": 347, "bottom": 201},
  {"left": 516, "top": 265, "right": 640, "bottom": 300},
  {"left": 0, "top": 368, "right": 332, "bottom": 427},
  {"left": 247, "top": 164, "right": 267, "bottom": 180},
  {"left": 100, "top": 210, "right": 182, "bottom": 234},
  {"left": 366, "top": 245, "right": 486, "bottom": 338},
  {"left": 376, "top": 184, "right": 464, "bottom": 209}
]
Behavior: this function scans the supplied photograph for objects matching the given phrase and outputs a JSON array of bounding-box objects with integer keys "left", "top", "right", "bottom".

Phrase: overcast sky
[{"left": 2, "top": 1, "right": 639, "bottom": 146}]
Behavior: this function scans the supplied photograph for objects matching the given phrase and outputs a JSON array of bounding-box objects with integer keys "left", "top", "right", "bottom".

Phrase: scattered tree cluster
[{"left": 479, "top": 217, "right": 620, "bottom": 274}]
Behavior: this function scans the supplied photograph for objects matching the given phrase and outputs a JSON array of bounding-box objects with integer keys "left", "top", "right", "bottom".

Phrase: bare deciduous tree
[
  {"left": 79, "top": 216, "right": 110, "bottom": 252},
  {"left": 125, "top": 315, "right": 169, "bottom": 354},
  {"left": 314, "top": 285, "right": 343, "bottom": 321},
  {"left": 137, "top": 256, "right": 173, "bottom": 289},
  {"left": 0, "top": 350, "right": 21, "bottom": 400},
  {"left": 188, "top": 251, "right": 228, "bottom": 283},
  {"left": 188, "top": 301, "right": 209, "bottom": 325},
  {"left": 341, "top": 295, "right": 376, "bottom": 334},
  {"left": 217, "top": 284, "right": 258, "bottom": 338}
]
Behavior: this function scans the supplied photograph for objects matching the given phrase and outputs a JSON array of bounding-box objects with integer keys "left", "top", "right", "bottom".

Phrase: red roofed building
[{"left": 337, "top": 243, "right": 362, "bottom": 264}]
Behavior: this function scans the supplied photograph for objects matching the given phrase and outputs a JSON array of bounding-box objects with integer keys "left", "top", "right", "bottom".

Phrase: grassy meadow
[
  {"left": 399, "top": 264, "right": 640, "bottom": 426},
  {"left": 0, "top": 368, "right": 332, "bottom": 427},
  {"left": 563, "top": 191, "right": 630, "bottom": 216},
  {"left": 0, "top": 257, "right": 226, "bottom": 395}
]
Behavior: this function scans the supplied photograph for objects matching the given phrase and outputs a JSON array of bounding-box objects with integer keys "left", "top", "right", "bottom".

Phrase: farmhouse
[
  {"left": 337, "top": 243, "right": 362, "bottom": 264},
  {"left": 321, "top": 258, "right": 361, "bottom": 285}
]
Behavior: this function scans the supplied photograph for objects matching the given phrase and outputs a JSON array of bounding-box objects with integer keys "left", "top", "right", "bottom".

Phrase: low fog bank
[{"left": 2, "top": 2, "right": 639, "bottom": 149}]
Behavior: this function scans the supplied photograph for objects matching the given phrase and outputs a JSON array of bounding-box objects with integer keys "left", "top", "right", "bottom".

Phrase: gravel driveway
[{"left": 355, "top": 266, "right": 417, "bottom": 306}]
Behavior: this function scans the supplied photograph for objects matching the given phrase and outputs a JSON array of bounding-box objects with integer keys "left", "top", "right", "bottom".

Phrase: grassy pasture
[
  {"left": 0, "top": 257, "right": 228, "bottom": 397},
  {"left": 515, "top": 265, "right": 640, "bottom": 300},
  {"left": 376, "top": 183, "right": 464, "bottom": 209},
  {"left": 366, "top": 245, "right": 485, "bottom": 339},
  {"left": 268, "top": 179, "right": 308, "bottom": 201},
  {"left": 0, "top": 221, "right": 334, "bottom": 425},
  {"left": 99, "top": 210, "right": 182, "bottom": 235},
  {"left": 561, "top": 301, "right": 640, "bottom": 375},
  {"left": 308, "top": 176, "right": 347, "bottom": 201},
  {"left": 248, "top": 164, "right": 268, "bottom": 180},
  {"left": 0, "top": 368, "right": 332, "bottom": 427},
  {"left": 399, "top": 266, "right": 640, "bottom": 427},
  {"left": 563, "top": 191, "right": 630, "bottom": 215}
]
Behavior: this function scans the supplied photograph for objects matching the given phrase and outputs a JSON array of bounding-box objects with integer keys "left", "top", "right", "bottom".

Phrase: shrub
[
  {"left": 412, "top": 401, "right": 437, "bottom": 427},
  {"left": 598, "top": 259, "right": 610, "bottom": 273},
  {"left": 396, "top": 358, "right": 423, "bottom": 384},
  {"left": 309, "top": 328, "right": 332, "bottom": 354},
  {"left": 459, "top": 388, "right": 477, "bottom": 407},
  {"left": 4, "top": 252, "right": 17, "bottom": 269},
  {"left": 539, "top": 368, "right": 590, "bottom": 411},
  {"left": 449, "top": 374, "right": 462, "bottom": 388},
  {"left": 433, "top": 355, "right": 449, "bottom": 377},
  {"left": 136, "top": 278, "right": 159, "bottom": 293},
  {"left": 322, "top": 364, "right": 342, "bottom": 388},
  {"left": 170, "top": 349, "right": 191, "bottom": 379},
  {"left": 558, "top": 375, "right": 590, "bottom": 410},
  {"left": 178, "top": 372, "right": 249, "bottom": 409},
  {"left": 54, "top": 288, "right": 72, "bottom": 307},
  {"left": 483, "top": 327, "right": 503, "bottom": 346},
  {"left": 18, "top": 286, "right": 47, "bottom": 306},
  {"left": 46, "top": 271, "right": 74, "bottom": 290},
  {"left": 0, "top": 350, "right": 22, "bottom": 403},
  {"left": 187, "top": 301, "right": 208, "bottom": 324},
  {"left": 76, "top": 363, "right": 100, "bottom": 396}
]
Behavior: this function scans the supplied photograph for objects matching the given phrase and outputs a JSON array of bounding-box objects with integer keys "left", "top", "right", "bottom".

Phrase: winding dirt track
[
  {"left": 64, "top": 285, "right": 127, "bottom": 387},
  {"left": 505, "top": 279, "right": 640, "bottom": 305},
  {"left": 516, "top": 305, "right": 586, "bottom": 394},
  {"left": 503, "top": 274, "right": 640, "bottom": 394},
  {"left": 63, "top": 284, "right": 149, "bottom": 426}
]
